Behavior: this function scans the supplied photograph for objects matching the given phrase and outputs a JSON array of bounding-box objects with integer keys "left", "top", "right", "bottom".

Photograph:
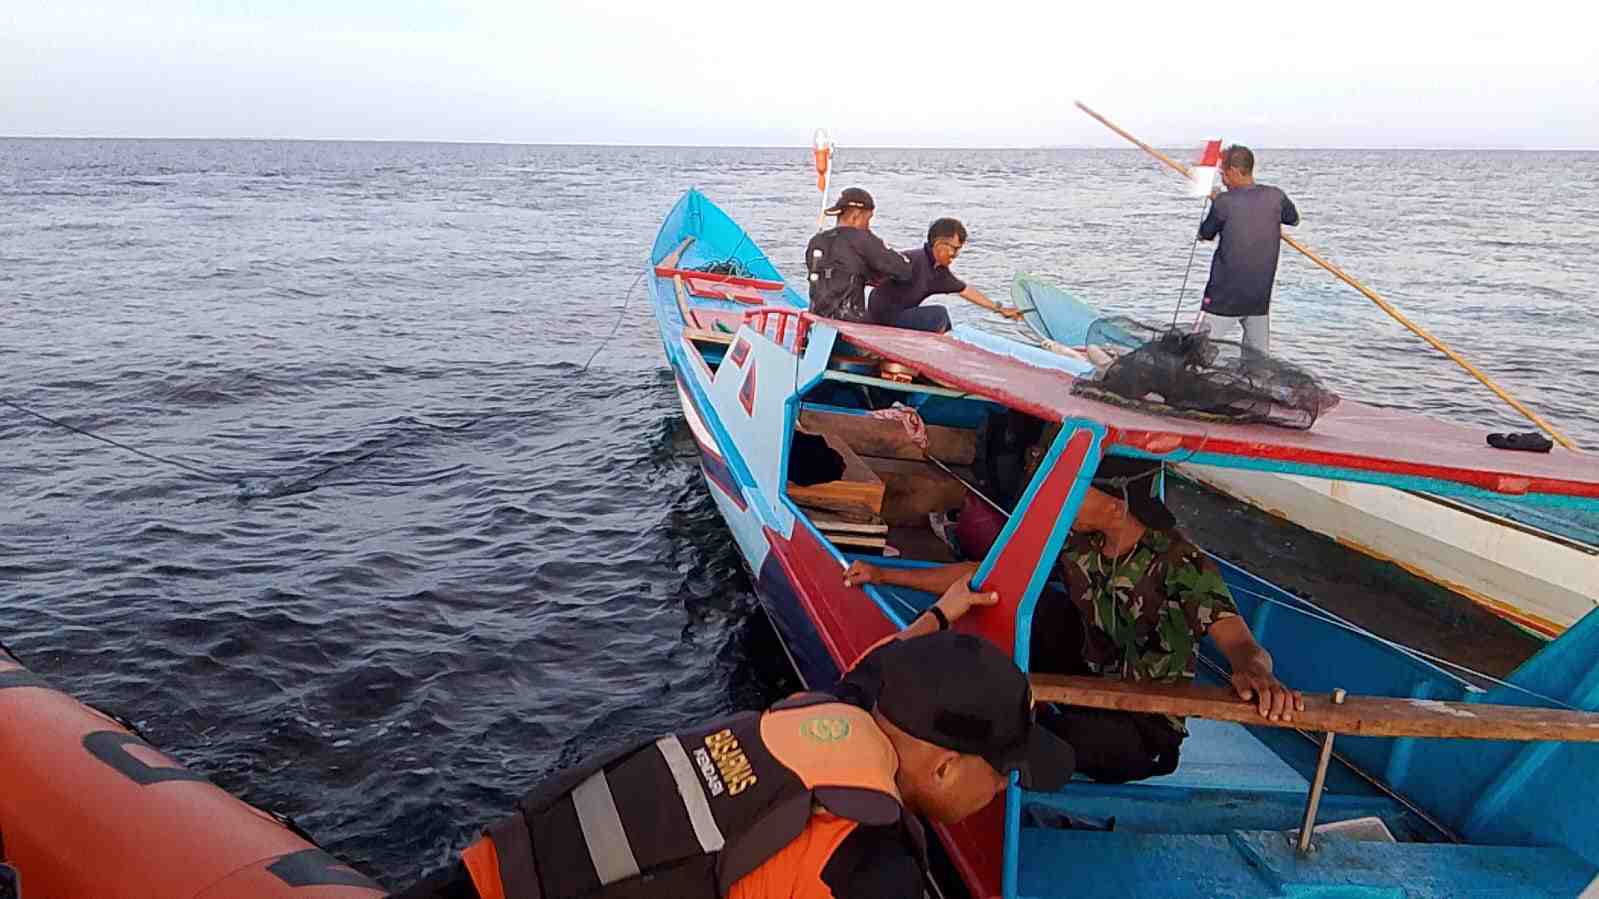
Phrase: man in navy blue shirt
[
  {"left": 866, "top": 218, "right": 1024, "bottom": 332},
  {"left": 1197, "top": 146, "right": 1299, "bottom": 355}
]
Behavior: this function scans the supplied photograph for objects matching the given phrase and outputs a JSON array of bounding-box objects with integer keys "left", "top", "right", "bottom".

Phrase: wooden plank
[
  {"left": 1029, "top": 674, "right": 1599, "bottom": 743},
  {"left": 812, "top": 517, "right": 890, "bottom": 535},
  {"left": 799, "top": 407, "right": 977, "bottom": 465},
  {"left": 867, "top": 457, "right": 973, "bottom": 527},
  {"left": 683, "top": 327, "right": 735, "bottom": 346},
  {"left": 827, "top": 533, "right": 888, "bottom": 549},
  {"left": 672, "top": 274, "right": 704, "bottom": 330},
  {"left": 787, "top": 433, "right": 885, "bottom": 518}
]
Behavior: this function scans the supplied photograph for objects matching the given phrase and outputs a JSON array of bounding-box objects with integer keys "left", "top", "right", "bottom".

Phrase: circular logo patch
[{"left": 800, "top": 717, "right": 851, "bottom": 743}]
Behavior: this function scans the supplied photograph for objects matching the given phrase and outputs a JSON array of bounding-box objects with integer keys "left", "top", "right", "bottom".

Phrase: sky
[{"left": 5, "top": 1, "right": 1598, "bottom": 148}]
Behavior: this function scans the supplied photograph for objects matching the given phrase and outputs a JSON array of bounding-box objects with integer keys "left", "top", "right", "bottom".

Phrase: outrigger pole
[{"left": 1074, "top": 101, "right": 1581, "bottom": 452}]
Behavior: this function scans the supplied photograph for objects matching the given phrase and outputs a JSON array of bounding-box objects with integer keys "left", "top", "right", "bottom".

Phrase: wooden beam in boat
[
  {"left": 672, "top": 274, "right": 704, "bottom": 331},
  {"left": 1029, "top": 674, "right": 1599, "bottom": 743},
  {"left": 821, "top": 369, "right": 972, "bottom": 399},
  {"left": 799, "top": 407, "right": 978, "bottom": 465},
  {"left": 659, "top": 236, "right": 695, "bottom": 270}
]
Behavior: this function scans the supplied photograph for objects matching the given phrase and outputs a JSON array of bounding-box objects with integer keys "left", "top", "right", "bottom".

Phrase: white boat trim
[{"left": 1178, "top": 464, "right": 1599, "bottom": 638}]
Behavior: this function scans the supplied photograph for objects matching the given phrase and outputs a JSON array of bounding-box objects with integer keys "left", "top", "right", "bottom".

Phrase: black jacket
[{"left": 804, "top": 226, "right": 912, "bottom": 322}]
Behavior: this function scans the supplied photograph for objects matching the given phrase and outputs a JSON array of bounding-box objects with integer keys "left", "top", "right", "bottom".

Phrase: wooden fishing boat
[
  {"left": 649, "top": 189, "right": 1599, "bottom": 898},
  {"left": 0, "top": 644, "right": 384, "bottom": 898},
  {"left": 1012, "top": 272, "right": 1599, "bottom": 638}
]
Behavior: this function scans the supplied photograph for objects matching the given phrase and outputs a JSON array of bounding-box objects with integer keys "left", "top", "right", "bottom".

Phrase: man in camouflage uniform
[{"left": 843, "top": 452, "right": 1301, "bottom": 784}]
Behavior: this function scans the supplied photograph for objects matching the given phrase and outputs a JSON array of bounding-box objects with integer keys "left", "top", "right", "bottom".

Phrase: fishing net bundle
[{"left": 1070, "top": 316, "right": 1341, "bottom": 429}]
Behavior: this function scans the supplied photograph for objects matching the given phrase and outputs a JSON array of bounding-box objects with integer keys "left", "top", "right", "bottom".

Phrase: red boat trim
[
  {"left": 652, "top": 266, "right": 784, "bottom": 291},
  {"left": 820, "top": 317, "right": 1599, "bottom": 501}
]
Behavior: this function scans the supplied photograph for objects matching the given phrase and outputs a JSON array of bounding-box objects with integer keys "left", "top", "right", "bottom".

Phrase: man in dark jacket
[
  {"left": 1197, "top": 145, "right": 1299, "bottom": 356},
  {"left": 866, "top": 217, "right": 1025, "bottom": 333},
  {"left": 804, "top": 188, "right": 912, "bottom": 322}
]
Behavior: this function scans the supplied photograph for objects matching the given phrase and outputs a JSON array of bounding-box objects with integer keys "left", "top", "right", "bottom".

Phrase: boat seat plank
[
  {"left": 798, "top": 407, "right": 977, "bottom": 464},
  {"left": 809, "top": 517, "right": 889, "bottom": 535},
  {"left": 1030, "top": 674, "right": 1599, "bottom": 742},
  {"left": 683, "top": 327, "right": 735, "bottom": 346}
]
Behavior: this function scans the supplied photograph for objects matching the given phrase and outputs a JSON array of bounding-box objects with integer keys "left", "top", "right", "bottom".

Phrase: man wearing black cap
[
  {"left": 393, "top": 582, "right": 1073, "bottom": 899},
  {"left": 804, "top": 187, "right": 913, "bottom": 322},
  {"left": 843, "top": 451, "right": 1301, "bottom": 784}
]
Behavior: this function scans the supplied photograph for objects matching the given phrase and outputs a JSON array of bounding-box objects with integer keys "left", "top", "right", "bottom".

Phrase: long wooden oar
[
  {"left": 1075, "top": 100, "right": 1581, "bottom": 452},
  {"left": 1031, "top": 674, "right": 1599, "bottom": 742}
]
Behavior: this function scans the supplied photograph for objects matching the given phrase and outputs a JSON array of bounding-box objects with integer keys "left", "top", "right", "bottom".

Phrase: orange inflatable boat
[{"left": 0, "top": 644, "right": 385, "bottom": 898}]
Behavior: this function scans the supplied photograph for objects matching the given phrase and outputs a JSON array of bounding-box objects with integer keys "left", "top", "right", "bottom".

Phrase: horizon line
[{"left": 3, "top": 135, "right": 1597, "bottom": 153}]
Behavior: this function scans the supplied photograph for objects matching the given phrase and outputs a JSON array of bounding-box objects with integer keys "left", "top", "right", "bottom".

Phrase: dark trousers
[
  {"left": 891, "top": 305, "right": 951, "bottom": 333},
  {"left": 1037, "top": 704, "right": 1184, "bottom": 784}
]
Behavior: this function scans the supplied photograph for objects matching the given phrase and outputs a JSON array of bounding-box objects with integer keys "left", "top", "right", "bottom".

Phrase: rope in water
[{"left": 4, "top": 268, "right": 647, "bottom": 500}]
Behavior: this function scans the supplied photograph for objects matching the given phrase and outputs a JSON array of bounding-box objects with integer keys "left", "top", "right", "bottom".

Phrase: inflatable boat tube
[{"left": 0, "top": 645, "right": 384, "bottom": 898}]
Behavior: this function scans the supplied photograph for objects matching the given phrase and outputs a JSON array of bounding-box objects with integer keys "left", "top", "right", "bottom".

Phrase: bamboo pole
[{"left": 1074, "top": 100, "right": 1580, "bottom": 451}]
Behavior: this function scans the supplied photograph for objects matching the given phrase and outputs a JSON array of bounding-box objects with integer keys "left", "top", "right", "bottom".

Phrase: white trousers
[{"left": 1197, "top": 312, "right": 1270, "bottom": 356}]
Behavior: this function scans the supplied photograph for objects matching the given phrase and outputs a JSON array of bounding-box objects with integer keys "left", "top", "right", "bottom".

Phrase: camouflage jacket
[{"left": 1056, "top": 527, "right": 1239, "bottom": 682}]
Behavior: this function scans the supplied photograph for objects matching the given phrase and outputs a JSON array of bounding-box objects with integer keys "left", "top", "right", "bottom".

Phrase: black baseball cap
[
  {"left": 824, "top": 187, "right": 875, "bottom": 215},
  {"left": 855, "top": 632, "right": 1075, "bottom": 791},
  {"left": 1089, "top": 456, "right": 1176, "bottom": 531}
]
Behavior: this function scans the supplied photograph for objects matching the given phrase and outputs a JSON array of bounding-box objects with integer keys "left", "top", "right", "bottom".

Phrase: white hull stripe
[
  {"left": 675, "top": 379, "right": 722, "bottom": 459},
  {"left": 572, "top": 770, "right": 642, "bottom": 885},
  {"left": 656, "top": 736, "right": 727, "bottom": 853}
]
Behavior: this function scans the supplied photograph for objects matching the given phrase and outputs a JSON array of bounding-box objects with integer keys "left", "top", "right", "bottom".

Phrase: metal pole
[{"left": 1297, "top": 688, "right": 1347, "bottom": 853}]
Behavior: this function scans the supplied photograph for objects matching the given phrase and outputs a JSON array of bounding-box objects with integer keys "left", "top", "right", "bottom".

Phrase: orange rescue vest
[{"left": 461, "top": 693, "right": 925, "bottom": 898}]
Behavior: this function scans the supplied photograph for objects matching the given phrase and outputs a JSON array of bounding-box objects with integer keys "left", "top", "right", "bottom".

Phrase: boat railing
[{"left": 742, "top": 306, "right": 810, "bottom": 354}]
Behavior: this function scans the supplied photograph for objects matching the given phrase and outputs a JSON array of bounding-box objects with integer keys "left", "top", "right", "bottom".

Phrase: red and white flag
[{"left": 1189, "top": 139, "right": 1222, "bottom": 197}]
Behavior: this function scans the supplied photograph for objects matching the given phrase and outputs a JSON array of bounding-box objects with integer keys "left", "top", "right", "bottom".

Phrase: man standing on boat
[
  {"left": 843, "top": 453, "right": 1302, "bottom": 784},
  {"left": 804, "top": 187, "right": 913, "bottom": 322},
  {"left": 1196, "top": 145, "right": 1300, "bottom": 356},
  {"left": 394, "top": 610, "right": 1075, "bottom": 899}
]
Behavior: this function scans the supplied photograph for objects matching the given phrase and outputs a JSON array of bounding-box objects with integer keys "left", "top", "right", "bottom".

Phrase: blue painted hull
[{"left": 649, "top": 191, "right": 1599, "bottom": 899}]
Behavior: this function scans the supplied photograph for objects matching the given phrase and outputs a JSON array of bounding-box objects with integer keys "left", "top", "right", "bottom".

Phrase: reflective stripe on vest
[
  {"left": 656, "top": 735, "right": 726, "bottom": 854},
  {"left": 470, "top": 697, "right": 920, "bottom": 899},
  {"left": 571, "top": 768, "right": 641, "bottom": 885}
]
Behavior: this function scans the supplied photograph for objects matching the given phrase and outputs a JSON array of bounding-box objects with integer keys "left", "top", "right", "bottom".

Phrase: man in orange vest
[{"left": 394, "top": 582, "right": 1074, "bottom": 899}]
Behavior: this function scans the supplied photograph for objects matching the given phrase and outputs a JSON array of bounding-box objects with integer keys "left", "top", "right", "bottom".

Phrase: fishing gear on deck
[{"left": 1070, "top": 316, "right": 1341, "bottom": 430}]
